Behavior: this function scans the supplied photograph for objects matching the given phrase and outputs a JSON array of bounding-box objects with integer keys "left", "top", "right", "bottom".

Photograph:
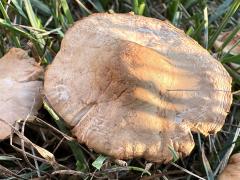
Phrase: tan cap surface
[
  {"left": 44, "top": 13, "right": 232, "bottom": 162},
  {"left": 0, "top": 48, "right": 43, "bottom": 140},
  {"left": 218, "top": 153, "right": 240, "bottom": 180}
]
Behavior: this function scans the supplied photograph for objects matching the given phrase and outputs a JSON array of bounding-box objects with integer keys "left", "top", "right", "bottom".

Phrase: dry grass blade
[
  {"left": 0, "top": 118, "right": 61, "bottom": 169},
  {"left": 0, "top": 155, "right": 21, "bottom": 161},
  {"left": 52, "top": 169, "right": 86, "bottom": 176},
  {"left": 216, "top": 111, "right": 240, "bottom": 174},
  {"left": 43, "top": 100, "right": 88, "bottom": 171},
  {"left": 201, "top": 145, "right": 214, "bottom": 180},
  {"left": 20, "top": 99, "right": 38, "bottom": 170},
  {"left": 170, "top": 162, "right": 205, "bottom": 180},
  {"left": 0, "top": 164, "right": 25, "bottom": 179},
  {"left": 140, "top": 170, "right": 185, "bottom": 180},
  {"left": 34, "top": 117, "right": 75, "bottom": 141}
]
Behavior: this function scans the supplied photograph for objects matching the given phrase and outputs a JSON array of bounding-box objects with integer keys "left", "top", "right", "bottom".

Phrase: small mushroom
[
  {"left": 44, "top": 13, "right": 232, "bottom": 162},
  {"left": 0, "top": 48, "right": 43, "bottom": 140},
  {"left": 218, "top": 153, "right": 240, "bottom": 180}
]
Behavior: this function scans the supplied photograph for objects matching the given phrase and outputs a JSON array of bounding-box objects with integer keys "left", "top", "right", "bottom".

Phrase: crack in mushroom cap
[
  {"left": 44, "top": 13, "right": 232, "bottom": 162},
  {"left": 0, "top": 48, "right": 43, "bottom": 140}
]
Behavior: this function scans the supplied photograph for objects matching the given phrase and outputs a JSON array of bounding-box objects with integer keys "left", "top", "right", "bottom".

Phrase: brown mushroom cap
[
  {"left": 44, "top": 13, "right": 232, "bottom": 162},
  {"left": 218, "top": 153, "right": 240, "bottom": 180},
  {"left": 0, "top": 48, "right": 43, "bottom": 140}
]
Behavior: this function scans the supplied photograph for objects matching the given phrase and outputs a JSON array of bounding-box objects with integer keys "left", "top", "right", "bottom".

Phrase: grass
[{"left": 0, "top": 0, "right": 239, "bottom": 179}]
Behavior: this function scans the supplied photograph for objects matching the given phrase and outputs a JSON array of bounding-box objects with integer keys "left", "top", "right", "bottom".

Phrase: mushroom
[
  {"left": 0, "top": 48, "right": 43, "bottom": 140},
  {"left": 218, "top": 153, "right": 240, "bottom": 180},
  {"left": 44, "top": 13, "right": 232, "bottom": 162}
]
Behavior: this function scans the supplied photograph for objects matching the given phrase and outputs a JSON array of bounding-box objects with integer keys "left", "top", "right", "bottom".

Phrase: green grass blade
[
  {"left": 203, "top": 5, "right": 208, "bottom": 49},
  {"left": 168, "top": 146, "right": 179, "bottom": 162},
  {"left": 208, "top": 0, "right": 240, "bottom": 49},
  {"left": 40, "top": 27, "right": 64, "bottom": 37},
  {"left": 221, "top": 25, "right": 240, "bottom": 51},
  {"left": 11, "top": 0, "right": 27, "bottom": 19},
  {"left": 50, "top": 0, "right": 61, "bottom": 29},
  {"left": 209, "top": 0, "right": 233, "bottom": 23},
  {"left": 24, "top": 0, "right": 42, "bottom": 28},
  {"left": 99, "top": 0, "right": 110, "bottom": 9},
  {"left": 132, "top": 0, "right": 139, "bottom": 14},
  {"left": 224, "top": 64, "right": 240, "bottom": 85},
  {"left": 0, "top": 18, "right": 35, "bottom": 41},
  {"left": 186, "top": 26, "right": 195, "bottom": 36},
  {"left": 167, "top": 0, "right": 180, "bottom": 23},
  {"left": 92, "top": 155, "right": 107, "bottom": 170},
  {"left": 75, "top": 0, "right": 92, "bottom": 15},
  {"left": 221, "top": 54, "right": 240, "bottom": 64},
  {"left": 0, "top": 18, "right": 54, "bottom": 62},
  {"left": 128, "top": 166, "right": 151, "bottom": 176},
  {"left": 0, "top": 32, "right": 5, "bottom": 57},
  {"left": 138, "top": 0, "right": 146, "bottom": 15},
  {"left": 181, "top": 0, "right": 198, "bottom": 9},
  {"left": 0, "top": 155, "right": 21, "bottom": 161},
  {"left": 0, "top": 1, "right": 21, "bottom": 47},
  {"left": 30, "top": 0, "right": 51, "bottom": 16},
  {"left": 87, "top": 0, "right": 105, "bottom": 12},
  {"left": 43, "top": 101, "right": 88, "bottom": 171},
  {"left": 228, "top": 39, "right": 240, "bottom": 53},
  {"left": 191, "top": 20, "right": 205, "bottom": 41},
  {"left": 23, "top": 0, "right": 52, "bottom": 63},
  {"left": 132, "top": 0, "right": 146, "bottom": 15},
  {"left": 60, "top": 0, "right": 74, "bottom": 24}
]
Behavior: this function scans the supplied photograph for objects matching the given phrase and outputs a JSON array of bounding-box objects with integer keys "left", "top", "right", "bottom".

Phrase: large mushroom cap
[
  {"left": 0, "top": 48, "right": 43, "bottom": 140},
  {"left": 44, "top": 13, "right": 232, "bottom": 162}
]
